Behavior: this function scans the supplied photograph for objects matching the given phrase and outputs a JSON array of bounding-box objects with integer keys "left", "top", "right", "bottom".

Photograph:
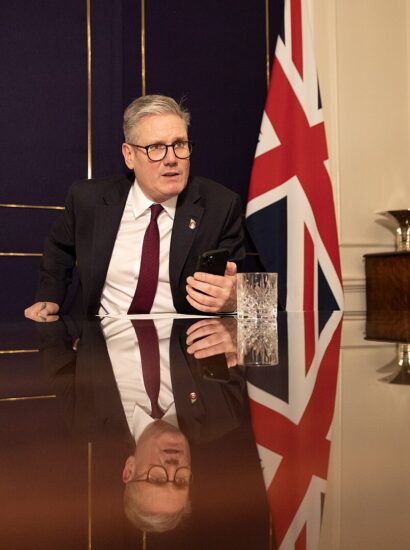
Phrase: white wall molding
[{"left": 342, "top": 278, "right": 366, "bottom": 313}]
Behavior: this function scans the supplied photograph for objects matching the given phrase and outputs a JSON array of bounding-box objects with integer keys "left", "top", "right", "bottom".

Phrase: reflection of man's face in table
[{"left": 122, "top": 421, "right": 191, "bottom": 530}]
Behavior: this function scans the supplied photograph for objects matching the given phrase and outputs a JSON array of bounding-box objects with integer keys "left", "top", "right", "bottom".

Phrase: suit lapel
[
  {"left": 169, "top": 178, "right": 204, "bottom": 291},
  {"left": 87, "top": 177, "right": 133, "bottom": 314},
  {"left": 170, "top": 320, "right": 205, "bottom": 441}
]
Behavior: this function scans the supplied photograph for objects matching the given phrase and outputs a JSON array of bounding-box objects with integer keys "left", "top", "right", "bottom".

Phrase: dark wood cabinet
[{"left": 364, "top": 251, "right": 410, "bottom": 311}]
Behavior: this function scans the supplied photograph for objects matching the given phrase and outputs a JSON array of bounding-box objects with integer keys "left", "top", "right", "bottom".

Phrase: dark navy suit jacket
[{"left": 36, "top": 174, "right": 245, "bottom": 315}]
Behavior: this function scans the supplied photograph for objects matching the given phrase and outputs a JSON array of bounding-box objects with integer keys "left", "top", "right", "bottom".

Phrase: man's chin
[
  {"left": 159, "top": 179, "right": 187, "bottom": 197},
  {"left": 136, "top": 422, "right": 190, "bottom": 456},
  {"left": 142, "top": 420, "right": 181, "bottom": 437}
]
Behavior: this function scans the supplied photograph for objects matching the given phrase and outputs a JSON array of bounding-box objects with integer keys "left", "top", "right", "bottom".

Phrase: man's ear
[
  {"left": 122, "top": 143, "right": 135, "bottom": 170},
  {"left": 122, "top": 455, "right": 135, "bottom": 483}
]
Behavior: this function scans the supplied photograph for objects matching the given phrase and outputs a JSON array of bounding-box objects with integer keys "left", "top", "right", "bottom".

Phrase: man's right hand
[{"left": 24, "top": 301, "right": 60, "bottom": 322}]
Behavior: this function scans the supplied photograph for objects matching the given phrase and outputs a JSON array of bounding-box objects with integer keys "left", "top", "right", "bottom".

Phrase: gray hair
[
  {"left": 124, "top": 483, "right": 191, "bottom": 532},
  {"left": 123, "top": 94, "right": 190, "bottom": 143}
]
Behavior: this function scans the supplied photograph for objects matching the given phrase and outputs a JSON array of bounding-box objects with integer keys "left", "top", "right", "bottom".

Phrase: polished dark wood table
[{"left": 0, "top": 312, "right": 409, "bottom": 550}]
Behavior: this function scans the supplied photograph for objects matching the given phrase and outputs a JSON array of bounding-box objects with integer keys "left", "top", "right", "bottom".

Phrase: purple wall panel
[
  {"left": 145, "top": 0, "right": 268, "bottom": 202},
  {"left": 0, "top": 257, "right": 42, "bottom": 316},
  {"left": 0, "top": 0, "right": 88, "bottom": 204},
  {"left": 0, "top": 208, "right": 60, "bottom": 251},
  {"left": 1, "top": 0, "right": 282, "bottom": 315}
]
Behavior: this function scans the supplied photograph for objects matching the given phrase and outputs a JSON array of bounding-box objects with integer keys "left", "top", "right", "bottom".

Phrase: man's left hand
[
  {"left": 186, "top": 261, "right": 237, "bottom": 313},
  {"left": 185, "top": 317, "right": 237, "bottom": 367}
]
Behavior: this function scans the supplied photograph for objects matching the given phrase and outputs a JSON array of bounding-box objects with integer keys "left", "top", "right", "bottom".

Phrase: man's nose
[
  {"left": 163, "top": 145, "right": 177, "bottom": 163},
  {"left": 164, "top": 456, "right": 180, "bottom": 467},
  {"left": 164, "top": 461, "right": 179, "bottom": 480}
]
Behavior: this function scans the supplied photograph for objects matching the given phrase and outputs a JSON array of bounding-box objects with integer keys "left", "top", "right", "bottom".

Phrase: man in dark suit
[{"left": 24, "top": 95, "right": 245, "bottom": 321}]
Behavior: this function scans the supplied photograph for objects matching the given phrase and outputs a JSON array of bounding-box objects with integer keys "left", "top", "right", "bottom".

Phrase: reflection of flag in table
[
  {"left": 247, "top": 311, "right": 343, "bottom": 549},
  {"left": 246, "top": 0, "right": 343, "bottom": 311}
]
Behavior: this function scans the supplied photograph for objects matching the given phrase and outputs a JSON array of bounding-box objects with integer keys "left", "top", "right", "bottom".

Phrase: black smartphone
[
  {"left": 197, "top": 355, "right": 230, "bottom": 382},
  {"left": 196, "top": 248, "right": 229, "bottom": 276}
]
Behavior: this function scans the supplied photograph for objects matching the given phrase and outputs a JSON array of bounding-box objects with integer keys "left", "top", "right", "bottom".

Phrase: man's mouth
[{"left": 162, "top": 171, "right": 180, "bottom": 177}]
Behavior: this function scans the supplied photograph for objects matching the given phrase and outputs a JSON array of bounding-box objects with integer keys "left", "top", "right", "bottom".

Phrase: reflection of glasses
[
  {"left": 131, "top": 465, "right": 193, "bottom": 488},
  {"left": 128, "top": 141, "right": 193, "bottom": 161}
]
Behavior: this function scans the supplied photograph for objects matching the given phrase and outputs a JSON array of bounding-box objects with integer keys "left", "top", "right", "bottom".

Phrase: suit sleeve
[
  {"left": 36, "top": 184, "right": 77, "bottom": 305},
  {"left": 218, "top": 192, "right": 246, "bottom": 263}
]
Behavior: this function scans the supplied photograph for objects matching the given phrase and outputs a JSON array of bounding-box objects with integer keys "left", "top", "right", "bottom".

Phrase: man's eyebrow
[{"left": 148, "top": 137, "right": 188, "bottom": 145}]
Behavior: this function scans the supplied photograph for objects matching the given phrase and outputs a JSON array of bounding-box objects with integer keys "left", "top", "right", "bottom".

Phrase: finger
[
  {"left": 225, "top": 261, "right": 237, "bottom": 276},
  {"left": 192, "top": 338, "right": 236, "bottom": 358},
  {"left": 186, "top": 279, "right": 220, "bottom": 299},
  {"left": 24, "top": 307, "right": 42, "bottom": 321},
  {"left": 186, "top": 322, "right": 224, "bottom": 341},
  {"left": 37, "top": 302, "right": 59, "bottom": 322},
  {"left": 186, "top": 285, "right": 220, "bottom": 306},
  {"left": 187, "top": 337, "right": 216, "bottom": 355},
  {"left": 44, "top": 303, "right": 59, "bottom": 315},
  {"left": 186, "top": 326, "right": 220, "bottom": 346},
  {"left": 192, "top": 346, "right": 223, "bottom": 358},
  {"left": 188, "top": 272, "right": 227, "bottom": 289},
  {"left": 187, "top": 293, "right": 225, "bottom": 313},
  {"left": 192, "top": 342, "right": 228, "bottom": 358},
  {"left": 187, "top": 333, "right": 227, "bottom": 354},
  {"left": 24, "top": 302, "right": 59, "bottom": 322},
  {"left": 24, "top": 309, "right": 34, "bottom": 320},
  {"left": 226, "top": 353, "right": 238, "bottom": 368},
  {"left": 44, "top": 315, "right": 60, "bottom": 322},
  {"left": 186, "top": 318, "right": 220, "bottom": 335},
  {"left": 38, "top": 303, "right": 52, "bottom": 319},
  {"left": 186, "top": 294, "right": 219, "bottom": 313},
  {"left": 37, "top": 313, "right": 60, "bottom": 323},
  {"left": 188, "top": 281, "right": 231, "bottom": 304}
]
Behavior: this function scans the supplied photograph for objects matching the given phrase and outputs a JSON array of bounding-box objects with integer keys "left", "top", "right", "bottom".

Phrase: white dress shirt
[
  {"left": 99, "top": 180, "right": 177, "bottom": 314},
  {"left": 101, "top": 317, "right": 178, "bottom": 441}
]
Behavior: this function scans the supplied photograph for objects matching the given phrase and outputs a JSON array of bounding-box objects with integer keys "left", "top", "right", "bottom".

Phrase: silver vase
[{"left": 378, "top": 209, "right": 410, "bottom": 251}]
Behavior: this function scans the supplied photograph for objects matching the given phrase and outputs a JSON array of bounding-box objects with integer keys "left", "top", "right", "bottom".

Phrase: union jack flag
[
  {"left": 247, "top": 310, "right": 343, "bottom": 549},
  {"left": 246, "top": 0, "right": 343, "bottom": 311}
]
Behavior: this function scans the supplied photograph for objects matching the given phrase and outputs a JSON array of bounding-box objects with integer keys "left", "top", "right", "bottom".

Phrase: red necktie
[
  {"left": 131, "top": 320, "right": 163, "bottom": 419},
  {"left": 128, "top": 204, "right": 163, "bottom": 314}
]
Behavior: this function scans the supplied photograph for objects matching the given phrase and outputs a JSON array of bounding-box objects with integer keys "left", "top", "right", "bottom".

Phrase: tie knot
[{"left": 150, "top": 203, "right": 163, "bottom": 221}]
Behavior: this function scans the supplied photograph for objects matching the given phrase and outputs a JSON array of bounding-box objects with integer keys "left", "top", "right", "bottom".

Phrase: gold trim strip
[
  {"left": 141, "top": 0, "right": 146, "bottom": 95},
  {"left": 0, "top": 349, "right": 39, "bottom": 354},
  {"left": 0, "top": 203, "right": 64, "bottom": 210},
  {"left": 88, "top": 442, "right": 92, "bottom": 550},
  {"left": 87, "top": 0, "right": 92, "bottom": 179},
  {"left": 0, "top": 395, "right": 56, "bottom": 403},
  {"left": 265, "top": 0, "right": 270, "bottom": 89},
  {"left": 0, "top": 252, "right": 42, "bottom": 257}
]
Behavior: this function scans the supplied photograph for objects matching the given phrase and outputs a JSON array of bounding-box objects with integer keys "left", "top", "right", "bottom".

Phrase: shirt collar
[
  {"left": 132, "top": 405, "right": 179, "bottom": 442},
  {"left": 131, "top": 178, "right": 177, "bottom": 220}
]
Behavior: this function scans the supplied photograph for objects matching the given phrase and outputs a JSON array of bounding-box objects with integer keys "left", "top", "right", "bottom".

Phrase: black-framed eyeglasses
[
  {"left": 130, "top": 465, "right": 193, "bottom": 488},
  {"left": 128, "top": 140, "right": 193, "bottom": 162}
]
